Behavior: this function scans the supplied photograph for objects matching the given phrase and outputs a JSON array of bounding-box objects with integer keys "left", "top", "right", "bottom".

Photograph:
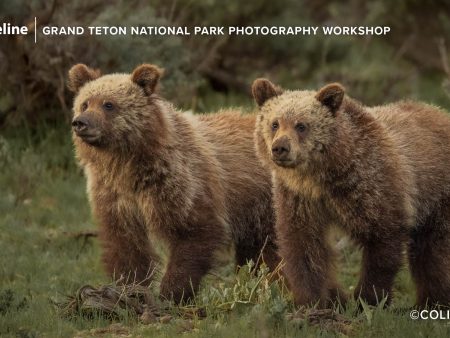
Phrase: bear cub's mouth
[
  {"left": 272, "top": 159, "right": 297, "bottom": 168},
  {"left": 75, "top": 131, "right": 102, "bottom": 146}
]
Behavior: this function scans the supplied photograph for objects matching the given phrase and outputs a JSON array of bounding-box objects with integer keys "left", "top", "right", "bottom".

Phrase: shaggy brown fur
[
  {"left": 253, "top": 79, "right": 450, "bottom": 308},
  {"left": 67, "top": 64, "right": 279, "bottom": 303}
]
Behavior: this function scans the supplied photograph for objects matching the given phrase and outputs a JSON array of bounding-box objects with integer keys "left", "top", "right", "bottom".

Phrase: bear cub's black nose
[
  {"left": 272, "top": 142, "right": 291, "bottom": 160},
  {"left": 72, "top": 117, "right": 89, "bottom": 133}
]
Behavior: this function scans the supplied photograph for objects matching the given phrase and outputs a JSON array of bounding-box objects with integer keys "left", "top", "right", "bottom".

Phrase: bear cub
[
  {"left": 67, "top": 64, "right": 279, "bottom": 303},
  {"left": 253, "top": 78, "right": 450, "bottom": 308}
]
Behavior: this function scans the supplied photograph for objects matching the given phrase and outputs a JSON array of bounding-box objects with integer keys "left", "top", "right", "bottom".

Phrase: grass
[{"left": 1, "top": 121, "right": 450, "bottom": 337}]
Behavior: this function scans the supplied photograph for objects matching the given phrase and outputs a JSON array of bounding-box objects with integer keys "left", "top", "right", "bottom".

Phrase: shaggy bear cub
[
  {"left": 67, "top": 63, "right": 279, "bottom": 303},
  {"left": 253, "top": 78, "right": 450, "bottom": 307}
]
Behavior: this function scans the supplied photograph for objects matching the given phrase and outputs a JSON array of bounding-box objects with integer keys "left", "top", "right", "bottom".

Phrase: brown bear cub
[
  {"left": 253, "top": 78, "right": 450, "bottom": 308},
  {"left": 67, "top": 63, "right": 279, "bottom": 303}
]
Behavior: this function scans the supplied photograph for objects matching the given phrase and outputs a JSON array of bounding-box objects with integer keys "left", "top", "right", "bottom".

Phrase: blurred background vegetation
[{"left": 0, "top": 0, "right": 449, "bottom": 128}]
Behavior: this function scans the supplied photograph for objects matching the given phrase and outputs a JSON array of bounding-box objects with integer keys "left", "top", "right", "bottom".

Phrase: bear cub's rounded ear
[
  {"left": 131, "top": 64, "right": 163, "bottom": 96},
  {"left": 67, "top": 64, "right": 101, "bottom": 93},
  {"left": 252, "top": 78, "right": 283, "bottom": 107},
  {"left": 315, "top": 83, "right": 345, "bottom": 115}
]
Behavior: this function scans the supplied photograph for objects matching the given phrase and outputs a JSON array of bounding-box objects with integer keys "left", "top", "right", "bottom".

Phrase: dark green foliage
[
  {"left": 0, "top": 289, "right": 28, "bottom": 315},
  {"left": 0, "top": 0, "right": 196, "bottom": 126},
  {"left": 0, "top": 0, "right": 449, "bottom": 128}
]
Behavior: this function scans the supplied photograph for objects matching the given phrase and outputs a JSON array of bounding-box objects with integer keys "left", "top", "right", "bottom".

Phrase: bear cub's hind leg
[
  {"left": 159, "top": 236, "right": 219, "bottom": 303},
  {"left": 355, "top": 234, "right": 406, "bottom": 306},
  {"left": 408, "top": 205, "right": 450, "bottom": 308}
]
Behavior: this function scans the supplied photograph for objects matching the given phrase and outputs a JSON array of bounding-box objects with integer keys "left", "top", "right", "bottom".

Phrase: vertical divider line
[{"left": 34, "top": 17, "right": 37, "bottom": 43}]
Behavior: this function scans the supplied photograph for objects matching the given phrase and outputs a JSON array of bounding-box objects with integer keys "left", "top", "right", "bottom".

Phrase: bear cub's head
[
  {"left": 253, "top": 79, "right": 345, "bottom": 171},
  {"left": 68, "top": 63, "right": 163, "bottom": 147}
]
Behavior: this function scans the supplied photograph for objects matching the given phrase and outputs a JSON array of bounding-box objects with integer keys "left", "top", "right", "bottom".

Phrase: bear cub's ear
[
  {"left": 252, "top": 78, "right": 283, "bottom": 107},
  {"left": 315, "top": 83, "right": 345, "bottom": 115},
  {"left": 67, "top": 64, "right": 101, "bottom": 93},
  {"left": 131, "top": 64, "right": 163, "bottom": 96}
]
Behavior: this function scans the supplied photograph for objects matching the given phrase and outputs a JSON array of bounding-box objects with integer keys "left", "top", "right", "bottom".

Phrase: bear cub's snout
[{"left": 271, "top": 136, "right": 293, "bottom": 166}]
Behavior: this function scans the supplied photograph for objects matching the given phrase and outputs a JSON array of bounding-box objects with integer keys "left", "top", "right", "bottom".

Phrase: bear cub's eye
[
  {"left": 271, "top": 121, "right": 279, "bottom": 131},
  {"left": 295, "top": 122, "right": 307, "bottom": 133},
  {"left": 103, "top": 102, "right": 114, "bottom": 111},
  {"left": 81, "top": 102, "right": 88, "bottom": 111}
]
